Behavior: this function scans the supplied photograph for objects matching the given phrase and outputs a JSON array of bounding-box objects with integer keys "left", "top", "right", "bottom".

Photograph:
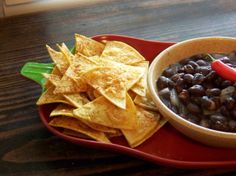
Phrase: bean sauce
[{"left": 157, "top": 51, "right": 236, "bottom": 132}]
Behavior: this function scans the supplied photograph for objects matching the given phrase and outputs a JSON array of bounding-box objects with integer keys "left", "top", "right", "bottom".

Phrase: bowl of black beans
[{"left": 148, "top": 37, "right": 236, "bottom": 148}]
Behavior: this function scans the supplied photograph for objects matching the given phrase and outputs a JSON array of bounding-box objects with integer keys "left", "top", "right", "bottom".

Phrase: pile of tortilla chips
[{"left": 37, "top": 34, "right": 167, "bottom": 148}]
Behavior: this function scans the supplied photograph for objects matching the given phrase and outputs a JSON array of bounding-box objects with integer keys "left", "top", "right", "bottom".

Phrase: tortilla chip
[
  {"left": 122, "top": 107, "right": 161, "bottom": 148},
  {"left": 100, "top": 41, "right": 145, "bottom": 65},
  {"left": 89, "top": 55, "right": 145, "bottom": 90},
  {"left": 93, "top": 89, "right": 101, "bottom": 98},
  {"left": 106, "top": 130, "right": 123, "bottom": 138},
  {"left": 36, "top": 86, "right": 69, "bottom": 105},
  {"left": 75, "top": 34, "right": 105, "bottom": 56},
  {"left": 53, "top": 74, "right": 87, "bottom": 94},
  {"left": 82, "top": 66, "right": 144, "bottom": 109},
  {"left": 73, "top": 94, "right": 137, "bottom": 130},
  {"left": 63, "top": 93, "right": 89, "bottom": 108},
  {"left": 82, "top": 120, "right": 118, "bottom": 134},
  {"left": 82, "top": 67, "right": 126, "bottom": 109},
  {"left": 43, "top": 73, "right": 61, "bottom": 87},
  {"left": 50, "top": 104, "right": 74, "bottom": 117},
  {"left": 44, "top": 67, "right": 62, "bottom": 89},
  {"left": 50, "top": 104, "right": 116, "bottom": 133},
  {"left": 57, "top": 43, "right": 74, "bottom": 63},
  {"left": 46, "top": 45, "right": 69, "bottom": 74},
  {"left": 49, "top": 116, "right": 110, "bottom": 143},
  {"left": 131, "top": 61, "right": 149, "bottom": 97},
  {"left": 134, "top": 91, "right": 159, "bottom": 111}
]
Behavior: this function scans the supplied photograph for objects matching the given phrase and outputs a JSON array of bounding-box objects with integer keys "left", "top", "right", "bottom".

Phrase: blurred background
[{"left": 1, "top": 0, "right": 109, "bottom": 17}]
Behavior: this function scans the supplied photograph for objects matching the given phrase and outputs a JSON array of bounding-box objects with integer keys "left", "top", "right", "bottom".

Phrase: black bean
[
  {"left": 187, "top": 114, "right": 200, "bottom": 124},
  {"left": 183, "top": 74, "right": 194, "bottom": 84},
  {"left": 171, "top": 73, "right": 182, "bottom": 82},
  {"left": 163, "top": 68, "right": 175, "bottom": 78},
  {"left": 205, "top": 71, "right": 216, "bottom": 81},
  {"left": 220, "top": 106, "right": 231, "bottom": 117},
  {"left": 187, "top": 103, "right": 201, "bottom": 113},
  {"left": 178, "top": 89, "right": 190, "bottom": 103},
  {"left": 214, "top": 77, "right": 223, "bottom": 87},
  {"left": 201, "top": 96, "right": 217, "bottom": 111},
  {"left": 170, "top": 105, "right": 178, "bottom": 114},
  {"left": 200, "top": 119, "right": 210, "bottom": 128},
  {"left": 177, "top": 67, "right": 185, "bottom": 73},
  {"left": 196, "top": 59, "right": 208, "bottom": 66},
  {"left": 231, "top": 109, "right": 236, "bottom": 120},
  {"left": 219, "top": 56, "right": 231, "bottom": 63},
  {"left": 183, "top": 64, "right": 195, "bottom": 74},
  {"left": 210, "top": 115, "right": 228, "bottom": 131},
  {"left": 192, "top": 73, "right": 205, "bottom": 84},
  {"left": 202, "top": 82, "right": 214, "bottom": 89},
  {"left": 168, "top": 80, "right": 175, "bottom": 88},
  {"left": 191, "top": 97, "right": 202, "bottom": 106},
  {"left": 175, "top": 86, "right": 183, "bottom": 93},
  {"left": 157, "top": 76, "right": 170, "bottom": 90},
  {"left": 206, "top": 88, "right": 221, "bottom": 97},
  {"left": 224, "top": 97, "right": 235, "bottom": 110},
  {"left": 188, "top": 60, "right": 198, "bottom": 68},
  {"left": 211, "top": 97, "right": 221, "bottom": 109},
  {"left": 179, "top": 58, "right": 191, "bottom": 65},
  {"left": 210, "top": 115, "right": 227, "bottom": 122},
  {"left": 196, "top": 66, "right": 211, "bottom": 75},
  {"left": 226, "top": 63, "right": 234, "bottom": 67},
  {"left": 188, "top": 85, "right": 205, "bottom": 96},
  {"left": 229, "top": 120, "right": 236, "bottom": 132},
  {"left": 221, "top": 80, "right": 233, "bottom": 88},
  {"left": 233, "top": 91, "right": 236, "bottom": 100}
]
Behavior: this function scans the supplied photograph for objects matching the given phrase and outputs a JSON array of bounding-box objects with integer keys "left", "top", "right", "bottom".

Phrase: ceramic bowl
[{"left": 148, "top": 36, "right": 236, "bottom": 148}]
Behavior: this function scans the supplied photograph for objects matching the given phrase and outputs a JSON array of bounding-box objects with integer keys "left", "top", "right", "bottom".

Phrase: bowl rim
[{"left": 148, "top": 36, "right": 236, "bottom": 139}]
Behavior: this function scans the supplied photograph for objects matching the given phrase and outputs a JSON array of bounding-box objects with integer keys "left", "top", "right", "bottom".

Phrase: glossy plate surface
[{"left": 39, "top": 35, "right": 236, "bottom": 168}]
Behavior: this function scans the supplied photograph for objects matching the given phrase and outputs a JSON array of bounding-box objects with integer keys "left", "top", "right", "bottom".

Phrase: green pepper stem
[{"left": 206, "top": 54, "right": 216, "bottom": 62}]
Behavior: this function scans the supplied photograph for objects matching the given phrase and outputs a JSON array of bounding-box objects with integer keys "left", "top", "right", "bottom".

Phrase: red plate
[{"left": 39, "top": 35, "right": 236, "bottom": 169}]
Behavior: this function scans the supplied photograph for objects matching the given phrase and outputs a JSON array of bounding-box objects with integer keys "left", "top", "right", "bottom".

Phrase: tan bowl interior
[{"left": 148, "top": 37, "right": 236, "bottom": 148}]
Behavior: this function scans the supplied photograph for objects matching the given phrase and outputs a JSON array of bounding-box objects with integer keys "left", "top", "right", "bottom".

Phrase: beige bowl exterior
[{"left": 148, "top": 37, "right": 236, "bottom": 148}]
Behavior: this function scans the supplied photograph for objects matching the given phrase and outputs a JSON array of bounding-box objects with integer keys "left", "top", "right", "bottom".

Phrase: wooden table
[{"left": 1, "top": 0, "right": 236, "bottom": 175}]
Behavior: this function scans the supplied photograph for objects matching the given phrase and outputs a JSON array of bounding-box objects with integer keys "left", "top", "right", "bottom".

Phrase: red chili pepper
[{"left": 211, "top": 59, "right": 236, "bottom": 82}]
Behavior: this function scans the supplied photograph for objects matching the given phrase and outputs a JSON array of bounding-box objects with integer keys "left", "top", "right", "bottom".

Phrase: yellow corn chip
[
  {"left": 50, "top": 104, "right": 117, "bottom": 134},
  {"left": 63, "top": 93, "right": 89, "bottom": 108},
  {"left": 73, "top": 94, "right": 137, "bottom": 130},
  {"left": 131, "top": 61, "right": 149, "bottom": 97},
  {"left": 36, "top": 86, "right": 69, "bottom": 105},
  {"left": 82, "top": 67, "right": 127, "bottom": 109},
  {"left": 44, "top": 67, "right": 62, "bottom": 89},
  {"left": 57, "top": 43, "right": 74, "bottom": 63},
  {"left": 89, "top": 55, "right": 145, "bottom": 90},
  {"left": 49, "top": 116, "right": 110, "bottom": 143},
  {"left": 46, "top": 45, "right": 69, "bottom": 74},
  {"left": 75, "top": 34, "right": 105, "bottom": 56},
  {"left": 43, "top": 73, "right": 89, "bottom": 107},
  {"left": 50, "top": 104, "right": 74, "bottom": 117},
  {"left": 82, "top": 65, "right": 145, "bottom": 109},
  {"left": 134, "top": 91, "right": 159, "bottom": 111},
  {"left": 53, "top": 74, "right": 87, "bottom": 94},
  {"left": 106, "top": 130, "right": 123, "bottom": 138},
  {"left": 122, "top": 106, "right": 162, "bottom": 148},
  {"left": 100, "top": 41, "right": 145, "bottom": 65}
]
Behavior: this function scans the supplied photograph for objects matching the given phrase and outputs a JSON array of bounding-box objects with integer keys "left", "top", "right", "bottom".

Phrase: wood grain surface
[{"left": 1, "top": 0, "right": 236, "bottom": 175}]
